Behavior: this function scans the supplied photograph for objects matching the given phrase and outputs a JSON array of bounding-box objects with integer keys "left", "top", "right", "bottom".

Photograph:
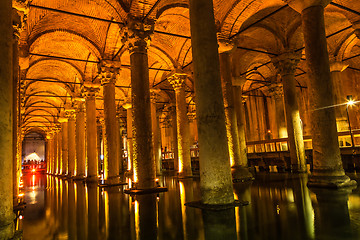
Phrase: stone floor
[{"left": 18, "top": 172, "right": 360, "bottom": 240}]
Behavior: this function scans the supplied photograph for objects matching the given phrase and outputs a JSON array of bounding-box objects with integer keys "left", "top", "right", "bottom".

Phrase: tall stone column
[
  {"left": 150, "top": 89, "right": 162, "bottom": 176},
  {"left": 188, "top": 0, "right": 234, "bottom": 204},
  {"left": 272, "top": 52, "right": 306, "bottom": 172},
  {"left": 75, "top": 99, "right": 86, "bottom": 177},
  {"left": 123, "top": 103, "right": 133, "bottom": 172},
  {"left": 66, "top": 109, "right": 76, "bottom": 176},
  {"left": 330, "top": 61, "right": 348, "bottom": 131},
  {"left": 168, "top": 73, "right": 192, "bottom": 177},
  {"left": 0, "top": 6, "right": 14, "bottom": 222},
  {"left": 284, "top": 0, "right": 356, "bottom": 187},
  {"left": 219, "top": 51, "right": 253, "bottom": 182},
  {"left": 169, "top": 105, "right": 179, "bottom": 171},
  {"left": 83, "top": 83, "right": 100, "bottom": 182},
  {"left": 100, "top": 60, "right": 121, "bottom": 184},
  {"left": 269, "top": 84, "right": 287, "bottom": 139},
  {"left": 125, "top": 18, "right": 156, "bottom": 189},
  {"left": 57, "top": 125, "right": 62, "bottom": 175},
  {"left": 46, "top": 132, "right": 54, "bottom": 174},
  {"left": 59, "top": 118, "right": 69, "bottom": 175},
  {"left": 53, "top": 127, "right": 59, "bottom": 175},
  {"left": 117, "top": 111, "right": 126, "bottom": 173}
]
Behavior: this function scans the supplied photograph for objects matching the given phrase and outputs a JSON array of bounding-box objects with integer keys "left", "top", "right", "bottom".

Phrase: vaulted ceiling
[{"left": 17, "top": 0, "right": 360, "bottom": 136}]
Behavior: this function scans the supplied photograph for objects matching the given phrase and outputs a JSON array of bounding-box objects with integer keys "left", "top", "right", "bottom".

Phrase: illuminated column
[
  {"left": 75, "top": 99, "right": 86, "bottom": 177},
  {"left": 125, "top": 18, "right": 156, "bottom": 189},
  {"left": 272, "top": 52, "right": 306, "bottom": 172},
  {"left": 59, "top": 117, "right": 69, "bottom": 175},
  {"left": 100, "top": 60, "right": 121, "bottom": 183},
  {"left": 123, "top": 103, "right": 133, "bottom": 172},
  {"left": 67, "top": 108, "right": 76, "bottom": 176},
  {"left": 57, "top": 125, "right": 63, "bottom": 175},
  {"left": 219, "top": 50, "right": 253, "bottom": 181},
  {"left": 83, "top": 83, "right": 100, "bottom": 182},
  {"left": 233, "top": 80, "right": 251, "bottom": 173},
  {"left": 189, "top": 0, "right": 234, "bottom": 203},
  {"left": 330, "top": 61, "right": 348, "bottom": 131},
  {"left": 0, "top": 1, "right": 15, "bottom": 237},
  {"left": 285, "top": 0, "right": 356, "bottom": 187},
  {"left": 150, "top": 89, "right": 162, "bottom": 176},
  {"left": 53, "top": 127, "right": 59, "bottom": 174},
  {"left": 168, "top": 73, "right": 192, "bottom": 177},
  {"left": 117, "top": 111, "right": 126, "bottom": 173},
  {"left": 169, "top": 105, "right": 179, "bottom": 171},
  {"left": 46, "top": 132, "right": 54, "bottom": 174},
  {"left": 269, "top": 84, "right": 287, "bottom": 139}
]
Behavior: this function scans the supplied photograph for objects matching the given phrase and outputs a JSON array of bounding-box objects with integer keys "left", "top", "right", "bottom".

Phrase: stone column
[
  {"left": 83, "top": 83, "right": 100, "bottom": 182},
  {"left": 272, "top": 52, "right": 306, "bottom": 172},
  {"left": 168, "top": 73, "right": 192, "bottom": 177},
  {"left": 188, "top": 0, "right": 234, "bottom": 204},
  {"left": 330, "top": 61, "right": 348, "bottom": 131},
  {"left": 46, "top": 132, "right": 54, "bottom": 174},
  {"left": 125, "top": 18, "right": 156, "bottom": 189},
  {"left": 150, "top": 89, "right": 162, "bottom": 176},
  {"left": 53, "top": 127, "right": 59, "bottom": 175},
  {"left": 66, "top": 109, "right": 76, "bottom": 176},
  {"left": 59, "top": 117, "right": 69, "bottom": 175},
  {"left": 57, "top": 125, "right": 63, "bottom": 175},
  {"left": 75, "top": 99, "right": 86, "bottom": 177},
  {"left": 123, "top": 103, "right": 133, "bottom": 172},
  {"left": 219, "top": 51, "right": 253, "bottom": 182},
  {"left": 117, "top": 111, "right": 126, "bottom": 173},
  {"left": 269, "top": 84, "right": 287, "bottom": 139},
  {"left": 284, "top": 0, "right": 356, "bottom": 187},
  {"left": 169, "top": 105, "right": 179, "bottom": 171},
  {"left": 100, "top": 60, "right": 121, "bottom": 184}
]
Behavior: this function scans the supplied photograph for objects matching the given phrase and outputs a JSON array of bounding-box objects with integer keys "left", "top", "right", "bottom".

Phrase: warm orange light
[
  {"left": 18, "top": 193, "right": 24, "bottom": 197},
  {"left": 31, "top": 168, "right": 36, "bottom": 173}
]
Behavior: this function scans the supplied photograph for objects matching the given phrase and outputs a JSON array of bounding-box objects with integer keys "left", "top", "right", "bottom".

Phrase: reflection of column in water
[
  {"left": 312, "top": 188, "right": 355, "bottom": 239},
  {"left": 233, "top": 182, "right": 252, "bottom": 240},
  {"left": 104, "top": 187, "right": 121, "bottom": 238},
  {"left": 76, "top": 181, "right": 87, "bottom": 240},
  {"left": 292, "top": 174, "right": 314, "bottom": 239},
  {"left": 68, "top": 181, "right": 77, "bottom": 239},
  {"left": 59, "top": 180, "right": 68, "bottom": 238},
  {"left": 87, "top": 182, "right": 99, "bottom": 240},
  {"left": 134, "top": 194, "right": 158, "bottom": 240},
  {"left": 179, "top": 180, "right": 201, "bottom": 240},
  {"left": 202, "top": 208, "right": 237, "bottom": 240}
]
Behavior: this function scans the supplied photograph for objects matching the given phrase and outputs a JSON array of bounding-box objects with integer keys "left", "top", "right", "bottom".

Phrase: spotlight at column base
[{"left": 124, "top": 187, "right": 168, "bottom": 195}]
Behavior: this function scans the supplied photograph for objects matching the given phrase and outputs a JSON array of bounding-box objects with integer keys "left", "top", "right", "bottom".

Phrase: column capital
[
  {"left": 46, "top": 130, "right": 55, "bottom": 140},
  {"left": 272, "top": 52, "right": 301, "bottom": 76},
  {"left": 122, "top": 102, "right": 132, "bottom": 110},
  {"left": 232, "top": 76, "right": 247, "bottom": 87},
  {"left": 12, "top": 0, "right": 29, "bottom": 38},
  {"left": 268, "top": 83, "right": 284, "bottom": 99},
  {"left": 329, "top": 61, "right": 349, "bottom": 72},
  {"left": 65, "top": 108, "right": 76, "bottom": 120},
  {"left": 282, "top": 0, "right": 332, "bottom": 13},
  {"left": 58, "top": 117, "right": 68, "bottom": 123},
  {"left": 82, "top": 82, "right": 100, "bottom": 98},
  {"left": 99, "top": 60, "right": 121, "bottom": 85},
  {"left": 168, "top": 73, "right": 187, "bottom": 90},
  {"left": 123, "top": 17, "right": 154, "bottom": 54},
  {"left": 187, "top": 112, "right": 196, "bottom": 121},
  {"left": 217, "top": 35, "right": 236, "bottom": 53},
  {"left": 150, "top": 89, "right": 161, "bottom": 103}
]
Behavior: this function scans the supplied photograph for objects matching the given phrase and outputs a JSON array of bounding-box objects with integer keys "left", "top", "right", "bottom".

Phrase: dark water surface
[{"left": 19, "top": 173, "right": 360, "bottom": 240}]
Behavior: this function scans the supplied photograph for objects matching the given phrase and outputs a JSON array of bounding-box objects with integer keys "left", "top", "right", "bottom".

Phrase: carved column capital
[
  {"left": 65, "top": 108, "right": 76, "bottom": 120},
  {"left": 123, "top": 17, "right": 154, "bottom": 54},
  {"left": 268, "top": 83, "right": 284, "bottom": 100},
  {"left": 217, "top": 35, "right": 236, "bottom": 54},
  {"left": 168, "top": 73, "right": 187, "bottom": 90},
  {"left": 122, "top": 102, "right": 132, "bottom": 110},
  {"left": 99, "top": 60, "right": 121, "bottom": 85},
  {"left": 150, "top": 89, "right": 161, "bottom": 103},
  {"left": 282, "top": 0, "right": 332, "bottom": 13},
  {"left": 12, "top": 0, "right": 29, "bottom": 38},
  {"left": 82, "top": 82, "right": 100, "bottom": 98},
  {"left": 329, "top": 61, "right": 349, "bottom": 72},
  {"left": 272, "top": 52, "right": 301, "bottom": 76},
  {"left": 187, "top": 112, "right": 196, "bottom": 121}
]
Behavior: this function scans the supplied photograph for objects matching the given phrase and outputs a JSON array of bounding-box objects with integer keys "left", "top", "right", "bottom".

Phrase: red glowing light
[{"left": 31, "top": 168, "right": 36, "bottom": 173}]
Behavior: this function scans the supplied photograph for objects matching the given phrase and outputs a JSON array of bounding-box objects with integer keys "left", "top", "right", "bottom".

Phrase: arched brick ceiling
[{"left": 20, "top": 0, "right": 360, "bottom": 134}]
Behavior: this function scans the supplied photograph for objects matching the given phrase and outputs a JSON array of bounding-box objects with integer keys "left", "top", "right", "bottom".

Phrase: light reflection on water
[{"left": 20, "top": 173, "right": 360, "bottom": 240}]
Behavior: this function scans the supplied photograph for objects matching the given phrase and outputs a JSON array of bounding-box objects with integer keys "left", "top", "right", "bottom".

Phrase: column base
[
  {"left": 86, "top": 175, "right": 99, "bottom": 183},
  {"left": 185, "top": 200, "right": 249, "bottom": 210},
  {"left": 231, "top": 166, "right": 254, "bottom": 183},
  {"left": 307, "top": 170, "right": 357, "bottom": 189},
  {"left": 73, "top": 175, "right": 86, "bottom": 181},
  {"left": 177, "top": 171, "right": 194, "bottom": 179},
  {"left": 291, "top": 164, "right": 307, "bottom": 173},
  {"left": 124, "top": 187, "right": 168, "bottom": 195},
  {"left": 0, "top": 217, "right": 14, "bottom": 240}
]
